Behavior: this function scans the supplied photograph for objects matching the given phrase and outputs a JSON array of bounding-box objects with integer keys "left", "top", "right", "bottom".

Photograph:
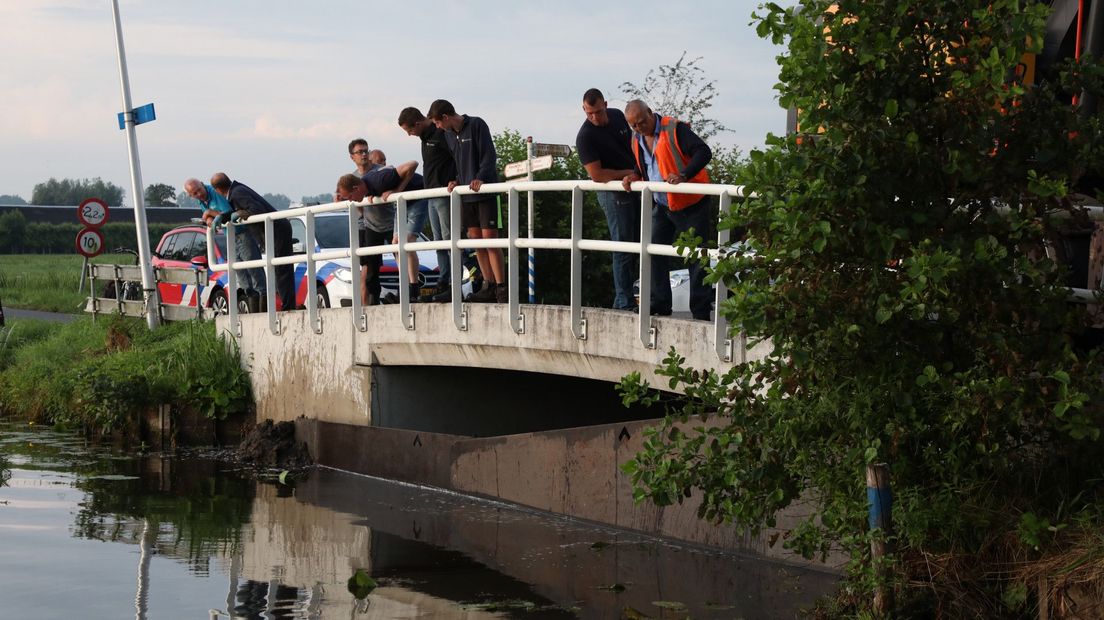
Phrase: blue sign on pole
[{"left": 117, "top": 103, "right": 156, "bottom": 130}]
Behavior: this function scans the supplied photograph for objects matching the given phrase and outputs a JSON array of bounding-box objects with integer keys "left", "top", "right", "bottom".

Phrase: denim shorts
[{"left": 405, "top": 199, "right": 428, "bottom": 237}]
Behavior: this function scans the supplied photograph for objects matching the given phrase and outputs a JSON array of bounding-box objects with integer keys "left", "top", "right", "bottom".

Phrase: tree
[
  {"left": 176, "top": 191, "right": 201, "bottom": 211},
  {"left": 620, "top": 52, "right": 729, "bottom": 142},
  {"left": 31, "top": 178, "right": 124, "bottom": 206},
  {"left": 622, "top": 2, "right": 1104, "bottom": 615},
  {"left": 144, "top": 183, "right": 176, "bottom": 207},
  {"left": 0, "top": 194, "right": 27, "bottom": 205},
  {"left": 0, "top": 210, "right": 27, "bottom": 253},
  {"left": 262, "top": 193, "right": 291, "bottom": 209},
  {"left": 492, "top": 129, "right": 615, "bottom": 306},
  {"left": 301, "top": 193, "right": 334, "bottom": 205}
]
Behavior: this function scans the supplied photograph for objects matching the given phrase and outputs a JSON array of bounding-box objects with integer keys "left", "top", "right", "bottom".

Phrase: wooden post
[{"left": 867, "top": 463, "right": 893, "bottom": 614}]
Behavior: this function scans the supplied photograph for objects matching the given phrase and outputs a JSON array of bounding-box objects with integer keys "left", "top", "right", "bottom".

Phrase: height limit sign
[{"left": 75, "top": 197, "right": 110, "bottom": 258}]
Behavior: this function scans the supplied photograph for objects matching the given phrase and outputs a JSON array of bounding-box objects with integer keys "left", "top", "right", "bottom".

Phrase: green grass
[
  {"left": 0, "top": 316, "right": 251, "bottom": 435},
  {"left": 0, "top": 254, "right": 130, "bottom": 313}
]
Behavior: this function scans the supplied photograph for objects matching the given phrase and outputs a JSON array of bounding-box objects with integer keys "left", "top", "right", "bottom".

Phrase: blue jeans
[
  {"left": 651, "top": 196, "right": 713, "bottom": 320},
  {"left": 426, "top": 197, "right": 451, "bottom": 286},
  {"left": 597, "top": 191, "right": 641, "bottom": 310},
  {"left": 232, "top": 226, "right": 265, "bottom": 296}
]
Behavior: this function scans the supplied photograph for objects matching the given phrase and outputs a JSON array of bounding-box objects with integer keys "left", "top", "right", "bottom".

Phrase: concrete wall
[
  {"left": 297, "top": 419, "right": 846, "bottom": 571},
  {"left": 221, "top": 303, "right": 757, "bottom": 430},
  {"left": 224, "top": 308, "right": 372, "bottom": 426}
]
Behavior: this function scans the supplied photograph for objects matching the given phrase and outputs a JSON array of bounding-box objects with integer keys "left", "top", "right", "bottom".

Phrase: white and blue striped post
[
  {"left": 526, "top": 137, "right": 536, "bottom": 303},
  {"left": 866, "top": 463, "right": 892, "bottom": 613}
]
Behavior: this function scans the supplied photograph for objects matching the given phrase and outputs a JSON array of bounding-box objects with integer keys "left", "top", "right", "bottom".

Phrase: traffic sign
[
  {"left": 77, "top": 198, "right": 110, "bottom": 227},
  {"left": 75, "top": 227, "right": 105, "bottom": 258},
  {"left": 533, "top": 143, "right": 572, "bottom": 158},
  {"left": 504, "top": 155, "right": 554, "bottom": 179},
  {"left": 117, "top": 102, "right": 156, "bottom": 130}
]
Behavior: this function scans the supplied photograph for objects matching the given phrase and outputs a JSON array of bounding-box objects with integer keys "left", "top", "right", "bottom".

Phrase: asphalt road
[{"left": 2, "top": 308, "right": 80, "bottom": 324}]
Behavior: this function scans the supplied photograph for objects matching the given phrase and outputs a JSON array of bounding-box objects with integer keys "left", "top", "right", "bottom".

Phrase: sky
[{"left": 0, "top": 1, "right": 787, "bottom": 206}]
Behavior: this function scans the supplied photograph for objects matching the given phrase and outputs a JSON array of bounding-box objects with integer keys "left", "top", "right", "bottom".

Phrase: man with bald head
[
  {"left": 621, "top": 99, "right": 714, "bottom": 320},
  {"left": 183, "top": 177, "right": 265, "bottom": 309},
  {"left": 368, "top": 149, "right": 387, "bottom": 167}
]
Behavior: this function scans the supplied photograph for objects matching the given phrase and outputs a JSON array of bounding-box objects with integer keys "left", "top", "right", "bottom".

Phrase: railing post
[
  {"left": 226, "top": 225, "right": 241, "bottom": 336},
  {"left": 508, "top": 188, "right": 524, "bottom": 334},
  {"left": 263, "top": 217, "right": 279, "bottom": 335},
  {"left": 305, "top": 213, "right": 321, "bottom": 334},
  {"left": 450, "top": 190, "right": 467, "bottom": 331},
  {"left": 570, "top": 186, "right": 586, "bottom": 340},
  {"left": 348, "top": 203, "right": 366, "bottom": 332},
  {"left": 638, "top": 188, "right": 656, "bottom": 349},
  {"left": 715, "top": 192, "right": 733, "bottom": 362},
  {"left": 396, "top": 197, "right": 414, "bottom": 331}
]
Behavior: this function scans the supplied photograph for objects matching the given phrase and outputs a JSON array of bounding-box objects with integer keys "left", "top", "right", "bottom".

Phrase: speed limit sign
[
  {"left": 75, "top": 227, "right": 105, "bottom": 258},
  {"left": 77, "top": 197, "right": 110, "bottom": 227}
]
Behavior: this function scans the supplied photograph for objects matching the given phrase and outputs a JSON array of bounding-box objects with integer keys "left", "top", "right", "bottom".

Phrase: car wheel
[
  {"left": 236, "top": 291, "right": 250, "bottom": 314},
  {"left": 317, "top": 283, "right": 330, "bottom": 308},
  {"left": 209, "top": 289, "right": 229, "bottom": 315}
]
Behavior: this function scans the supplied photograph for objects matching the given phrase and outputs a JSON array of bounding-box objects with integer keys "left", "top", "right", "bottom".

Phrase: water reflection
[{"left": 0, "top": 422, "right": 837, "bottom": 618}]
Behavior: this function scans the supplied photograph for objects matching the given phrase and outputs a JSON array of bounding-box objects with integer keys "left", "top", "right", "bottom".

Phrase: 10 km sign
[{"left": 75, "top": 198, "right": 110, "bottom": 258}]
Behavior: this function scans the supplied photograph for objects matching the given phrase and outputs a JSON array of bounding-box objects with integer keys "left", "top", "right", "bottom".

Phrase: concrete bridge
[{"left": 215, "top": 179, "right": 837, "bottom": 571}]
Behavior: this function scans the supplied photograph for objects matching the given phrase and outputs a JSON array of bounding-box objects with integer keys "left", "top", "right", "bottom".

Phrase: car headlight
[{"left": 333, "top": 267, "right": 353, "bottom": 283}]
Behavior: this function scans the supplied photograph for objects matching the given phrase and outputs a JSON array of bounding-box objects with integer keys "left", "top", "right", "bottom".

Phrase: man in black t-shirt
[
  {"left": 399, "top": 106, "right": 458, "bottom": 301},
  {"left": 575, "top": 88, "right": 641, "bottom": 311}
]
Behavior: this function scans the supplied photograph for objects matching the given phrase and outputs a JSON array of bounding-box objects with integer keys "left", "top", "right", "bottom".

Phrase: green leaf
[{"left": 884, "top": 98, "right": 899, "bottom": 118}]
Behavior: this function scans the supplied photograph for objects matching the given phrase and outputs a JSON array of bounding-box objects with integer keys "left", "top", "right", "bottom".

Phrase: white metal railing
[
  {"left": 205, "top": 180, "right": 1104, "bottom": 362},
  {"left": 207, "top": 180, "right": 747, "bottom": 362}
]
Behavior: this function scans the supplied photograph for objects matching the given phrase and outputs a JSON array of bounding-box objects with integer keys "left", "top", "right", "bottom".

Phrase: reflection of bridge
[{"left": 216, "top": 179, "right": 833, "bottom": 567}]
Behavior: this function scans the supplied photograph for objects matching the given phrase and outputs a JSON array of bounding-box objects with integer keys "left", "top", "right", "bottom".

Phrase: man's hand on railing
[
  {"left": 470, "top": 180, "right": 483, "bottom": 192},
  {"left": 447, "top": 181, "right": 458, "bottom": 193},
  {"left": 621, "top": 172, "right": 642, "bottom": 192}
]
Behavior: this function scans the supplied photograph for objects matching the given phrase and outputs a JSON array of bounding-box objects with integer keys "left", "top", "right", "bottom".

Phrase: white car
[
  {"left": 633, "top": 269, "right": 692, "bottom": 314},
  {"left": 290, "top": 212, "right": 466, "bottom": 307}
]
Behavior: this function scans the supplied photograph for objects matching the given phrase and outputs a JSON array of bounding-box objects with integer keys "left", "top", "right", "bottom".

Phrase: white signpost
[
  {"left": 76, "top": 198, "right": 110, "bottom": 293},
  {"left": 503, "top": 154, "right": 553, "bottom": 179},
  {"left": 506, "top": 140, "right": 574, "bottom": 302}
]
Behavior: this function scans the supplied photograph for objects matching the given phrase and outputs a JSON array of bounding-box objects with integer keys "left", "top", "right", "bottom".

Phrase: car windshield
[{"left": 315, "top": 215, "right": 350, "bottom": 249}]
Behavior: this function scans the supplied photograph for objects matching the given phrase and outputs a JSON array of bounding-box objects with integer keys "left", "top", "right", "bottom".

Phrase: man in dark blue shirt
[
  {"left": 210, "top": 172, "right": 297, "bottom": 312},
  {"left": 335, "top": 161, "right": 423, "bottom": 305},
  {"left": 576, "top": 88, "right": 641, "bottom": 311},
  {"left": 428, "top": 99, "right": 506, "bottom": 304}
]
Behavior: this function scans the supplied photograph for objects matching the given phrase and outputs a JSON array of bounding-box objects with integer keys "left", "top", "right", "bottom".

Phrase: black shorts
[
  {"left": 461, "top": 197, "right": 499, "bottom": 230},
  {"left": 358, "top": 227, "right": 391, "bottom": 266}
]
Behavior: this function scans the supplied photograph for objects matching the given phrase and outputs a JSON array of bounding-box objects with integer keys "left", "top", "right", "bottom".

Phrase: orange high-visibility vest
[{"left": 631, "top": 115, "right": 710, "bottom": 211}]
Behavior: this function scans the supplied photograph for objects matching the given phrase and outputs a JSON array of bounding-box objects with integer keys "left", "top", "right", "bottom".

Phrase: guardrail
[
  {"left": 206, "top": 179, "right": 1104, "bottom": 362},
  {"left": 208, "top": 180, "right": 747, "bottom": 362},
  {"left": 84, "top": 262, "right": 210, "bottom": 322}
]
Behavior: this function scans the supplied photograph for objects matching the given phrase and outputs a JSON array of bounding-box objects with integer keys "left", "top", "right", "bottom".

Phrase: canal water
[{"left": 0, "top": 421, "right": 837, "bottom": 619}]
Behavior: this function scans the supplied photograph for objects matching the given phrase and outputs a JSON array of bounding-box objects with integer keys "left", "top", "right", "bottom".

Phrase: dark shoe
[
  {"left": 650, "top": 307, "right": 672, "bottom": 317},
  {"left": 408, "top": 283, "right": 422, "bottom": 302},
  {"left": 380, "top": 292, "right": 399, "bottom": 305},
  {"left": 430, "top": 288, "right": 452, "bottom": 302},
  {"left": 495, "top": 283, "right": 508, "bottom": 303},
  {"left": 466, "top": 283, "right": 497, "bottom": 303},
  {"left": 692, "top": 313, "right": 711, "bottom": 321}
]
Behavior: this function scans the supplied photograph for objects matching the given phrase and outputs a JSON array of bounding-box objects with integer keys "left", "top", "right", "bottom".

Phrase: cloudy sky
[{"left": 0, "top": 1, "right": 786, "bottom": 205}]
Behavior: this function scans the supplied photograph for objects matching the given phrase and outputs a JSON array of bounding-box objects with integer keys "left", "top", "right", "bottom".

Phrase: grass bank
[
  {"left": 0, "top": 315, "right": 251, "bottom": 437},
  {"left": 0, "top": 254, "right": 131, "bottom": 313}
]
